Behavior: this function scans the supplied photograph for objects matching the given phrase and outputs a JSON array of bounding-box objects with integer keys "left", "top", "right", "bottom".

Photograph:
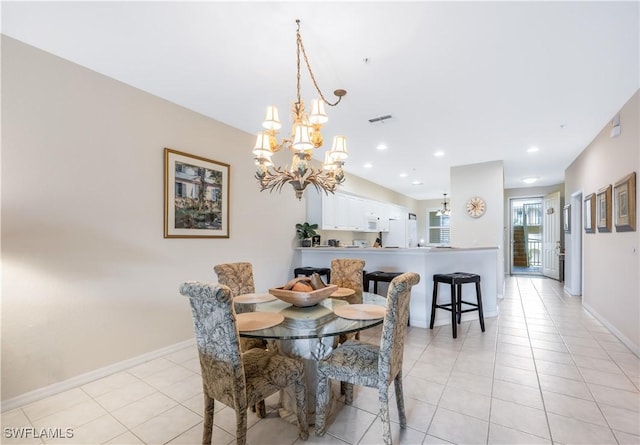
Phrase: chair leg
[
  {"left": 378, "top": 387, "right": 392, "bottom": 445},
  {"left": 456, "top": 283, "right": 462, "bottom": 324},
  {"left": 394, "top": 372, "right": 407, "bottom": 429},
  {"left": 294, "top": 377, "right": 309, "bottom": 440},
  {"left": 202, "top": 394, "right": 214, "bottom": 445},
  {"left": 344, "top": 382, "right": 354, "bottom": 405},
  {"left": 476, "top": 281, "right": 485, "bottom": 332},
  {"left": 256, "top": 400, "right": 266, "bottom": 418},
  {"left": 235, "top": 407, "right": 247, "bottom": 445},
  {"left": 450, "top": 283, "right": 457, "bottom": 338},
  {"left": 315, "top": 374, "right": 329, "bottom": 436},
  {"left": 429, "top": 282, "right": 438, "bottom": 329}
]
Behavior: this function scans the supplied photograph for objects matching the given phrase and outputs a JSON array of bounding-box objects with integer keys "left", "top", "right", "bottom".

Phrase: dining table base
[{"left": 271, "top": 336, "right": 339, "bottom": 425}]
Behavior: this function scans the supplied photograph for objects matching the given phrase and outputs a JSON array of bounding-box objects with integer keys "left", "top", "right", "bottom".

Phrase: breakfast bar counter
[{"left": 295, "top": 246, "right": 501, "bottom": 328}]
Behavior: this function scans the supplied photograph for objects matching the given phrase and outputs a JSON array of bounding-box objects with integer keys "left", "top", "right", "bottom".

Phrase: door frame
[
  {"left": 565, "top": 191, "right": 583, "bottom": 295},
  {"left": 509, "top": 195, "right": 544, "bottom": 276}
]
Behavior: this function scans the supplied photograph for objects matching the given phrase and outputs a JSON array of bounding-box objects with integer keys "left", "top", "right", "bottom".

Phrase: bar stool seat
[
  {"left": 364, "top": 271, "right": 403, "bottom": 294},
  {"left": 293, "top": 266, "right": 331, "bottom": 283},
  {"left": 430, "top": 272, "right": 485, "bottom": 338}
]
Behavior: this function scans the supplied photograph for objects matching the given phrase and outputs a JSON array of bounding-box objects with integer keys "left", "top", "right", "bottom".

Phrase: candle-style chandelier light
[{"left": 252, "top": 20, "right": 348, "bottom": 200}]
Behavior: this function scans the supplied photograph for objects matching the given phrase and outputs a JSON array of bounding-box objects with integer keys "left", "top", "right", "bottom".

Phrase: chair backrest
[
  {"left": 329, "top": 258, "right": 365, "bottom": 292},
  {"left": 378, "top": 272, "right": 421, "bottom": 385},
  {"left": 214, "top": 262, "right": 255, "bottom": 296},
  {"left": 179, "top": 281, "right": 246, "bottom": 408}
]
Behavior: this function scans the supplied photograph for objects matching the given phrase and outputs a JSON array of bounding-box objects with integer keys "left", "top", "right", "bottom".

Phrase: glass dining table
[{"left": 234, "top": 291, "right": 387, "bottom": 423}]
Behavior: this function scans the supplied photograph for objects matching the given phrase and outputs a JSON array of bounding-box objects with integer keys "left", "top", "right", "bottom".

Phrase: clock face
[{"left": 466, "top": 197, "right": 486, "bottom": 218}]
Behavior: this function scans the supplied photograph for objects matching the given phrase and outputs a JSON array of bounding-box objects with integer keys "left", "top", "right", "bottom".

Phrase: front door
[
  {"left": 542, "top": 191, "right": 561, "bottom": 280},
  {"left": 510, "top": 197, "right": 543, "bottom": 275}
]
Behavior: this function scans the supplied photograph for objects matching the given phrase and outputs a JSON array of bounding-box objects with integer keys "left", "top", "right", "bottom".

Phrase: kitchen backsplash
[{"left": 317, "top": 230, "right": 378, "bottom": 247}]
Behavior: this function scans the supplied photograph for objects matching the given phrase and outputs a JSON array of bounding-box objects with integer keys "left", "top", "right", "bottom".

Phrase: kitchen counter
[{"left": 296, "top": 246, "right": 501, "bottom": 328}]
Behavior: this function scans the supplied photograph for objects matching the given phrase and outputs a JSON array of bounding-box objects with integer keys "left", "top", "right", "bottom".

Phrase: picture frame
[
  {"left": 614, "top": 172, "right": 636, "bottom": 232},
  {"left": 584, "top": 193, "right": 595, "bottom": 234},
  {"left": 563, "top": 204, "right": 571, "bottom": 233},
  {"left": 596, "top": 184, "right": 612, "bottom": 233},
  {"left": 164, "top": 148, "right": 230, "bottom": 238}
]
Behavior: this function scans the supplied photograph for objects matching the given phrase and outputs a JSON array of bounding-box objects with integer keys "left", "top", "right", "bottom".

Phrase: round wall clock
[{"left": 466, "top": 196, "right": 486, "bottom": 218}]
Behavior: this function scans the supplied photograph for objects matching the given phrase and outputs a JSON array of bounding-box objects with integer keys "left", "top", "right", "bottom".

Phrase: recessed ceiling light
[
  {"left": 522, "top": 177, "right": 538, "bottom": 184},
  {"left": 434, "top": 150, "right": 445, "bottom": 157},
  {"left": 376, "top": 144, "right": 387, "bottom": 151},
  {"left": 363, "top": 163, "right": 373, "bottom": 168},
  {"left": 411, "top": 180, "right": 423, "bottom": 185},
  {"left": 527, "top": 146, "right": 539, "bottom": 153},
  {"left": 399, "top": 173, "right": 408, "bottom": 178}
]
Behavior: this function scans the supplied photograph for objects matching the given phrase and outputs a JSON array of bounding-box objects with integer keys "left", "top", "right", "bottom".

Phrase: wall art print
[
  {"left": 164, "top": 148, "right": 229, "bottom": 238},
  {"left": 563, "top": 204, "right": 571, "bottom": 233},
  {"left": 584, "top": 193, "right": 595, "bottom": 234},
  {"left": 614, "top": 172, "right": 636, "bottom": 232},
  {"left": 596, "top": 184, "right": 612, "bottom": 233}
]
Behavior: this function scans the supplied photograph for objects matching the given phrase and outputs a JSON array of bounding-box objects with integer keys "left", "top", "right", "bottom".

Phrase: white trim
[
  {"left": 583, "top": 301, "right": 640, "bottom": 357},
  {"left": 1, "top": 339, "right": 195, "bottom": 412}
]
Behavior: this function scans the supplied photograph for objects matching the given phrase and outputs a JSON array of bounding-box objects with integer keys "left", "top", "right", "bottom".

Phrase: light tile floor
[{"left": 2, "top": 277, "right": 639, "bottom": 444}]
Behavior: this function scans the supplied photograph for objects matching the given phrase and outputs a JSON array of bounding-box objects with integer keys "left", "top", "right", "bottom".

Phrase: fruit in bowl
[{"left": 269, "top": 274, "right": 337, "bottom": 307}]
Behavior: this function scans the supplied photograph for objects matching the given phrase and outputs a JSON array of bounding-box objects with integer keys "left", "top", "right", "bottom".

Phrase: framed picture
[
  {"left": 563, "top": 204, "right": 571, "bottom": 233},
  {"left": 584, "top": 193, "right": 595, "bottom": 233},
  {"left": 164, "top": 148, "right": 230, "bottom": 238},
  {"left": 614, "top": 172, "right": 636, "bottom": 232},
  {"left": 596, "top": 184, "right": 612, "bottom": 233}
]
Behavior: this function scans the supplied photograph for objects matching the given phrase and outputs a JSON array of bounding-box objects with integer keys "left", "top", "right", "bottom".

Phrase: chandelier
[
  {"left": 253, "top": 20, "right": 348, "bottom": 200},
  {"left": 436, "top": 193, "right": 451, "bottom": 216}
]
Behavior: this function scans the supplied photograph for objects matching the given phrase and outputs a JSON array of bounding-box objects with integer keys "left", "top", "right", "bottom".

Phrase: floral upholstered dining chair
[
  {"left": 330, "top": 258, "right": 366, "bottom": 350},
  {"left": 315, "top": 272, "right": 421, "bottom": 445},
  {"left": 329, "top": 258, "right": 365, "bottom": 304},
  {"left": 213, "top": 262, "right": 269, "bottom": 416},
  {"left": 214, "top": 262, "right": 267, "bottom": 351},
  {"left": 180, "top": 282, "right": 309, "bottom": 445}
]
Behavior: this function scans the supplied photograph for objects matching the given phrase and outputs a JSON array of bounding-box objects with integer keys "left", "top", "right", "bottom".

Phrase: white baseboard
[
  {"left": 1, "top": 339, "right": 195, "bottom": 413},
  {"left": 582, "top": 302, "right": 640, "bottom": 357}
]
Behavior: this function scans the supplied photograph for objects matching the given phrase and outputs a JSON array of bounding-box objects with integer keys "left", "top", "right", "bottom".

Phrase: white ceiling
[{"left": 2, "top": 1, "right": 638, "bottom": 200}]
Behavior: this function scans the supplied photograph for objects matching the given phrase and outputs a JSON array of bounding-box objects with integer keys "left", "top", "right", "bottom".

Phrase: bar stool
[
  {"left": 364, "top": 271, "right": 403, "bottom": 294},
  {"left": 293, "top": 266, "right": 331, "bottom": 283},
  {"left": 430, "top": 272, "right": 485, "bottom": 338},
  {"left": 365, "top": 270, "right": 409, "bottom": 325}
]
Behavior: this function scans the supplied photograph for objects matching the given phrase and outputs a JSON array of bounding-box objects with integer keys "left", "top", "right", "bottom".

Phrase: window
[
  {"left": 427, "top": 210, "right": 450, "bottom": 245},
  {"left": 175, "top": 182, "right": 186, "bottom": 198}
]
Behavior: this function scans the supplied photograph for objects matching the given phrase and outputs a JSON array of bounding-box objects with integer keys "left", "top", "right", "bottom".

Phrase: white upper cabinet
[{"left": 306, "top": 190, "right": 402, "bottom": 232}]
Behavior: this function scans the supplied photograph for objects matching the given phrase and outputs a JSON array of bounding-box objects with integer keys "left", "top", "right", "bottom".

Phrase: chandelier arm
[{"left": 296, "top": 20, "right": 343, "bottom": 107}]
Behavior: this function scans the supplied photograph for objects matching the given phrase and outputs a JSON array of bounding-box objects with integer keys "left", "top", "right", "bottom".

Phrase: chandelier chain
[{"left": 296, "top": 20, "right": 342, "bottom": 107}]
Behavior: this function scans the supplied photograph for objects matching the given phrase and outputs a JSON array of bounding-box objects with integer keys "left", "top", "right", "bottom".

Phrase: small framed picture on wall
[
  {"left": 563, "top": 204, "right": 571, "bottom": 233},
  {"left": 614, "top": 172, "right": 636, "bottom": 232},
  {"left": 596, "top": 185, "right": 612, "bottom": 233},
  {"left": 584, "top": 193, "right": 595, "bottom": 234}
]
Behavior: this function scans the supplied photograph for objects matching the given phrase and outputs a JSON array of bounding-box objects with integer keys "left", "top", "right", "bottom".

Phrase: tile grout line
[
  {"left": 515, "top": 277, "right": 555, "bottom": 444},
  {"left": 529, "top": 279, "right": 627, "bottom": 443}
]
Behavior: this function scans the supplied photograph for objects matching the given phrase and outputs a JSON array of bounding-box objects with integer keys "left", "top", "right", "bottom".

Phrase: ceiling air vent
[{"left": 368, "top": 115, "right": 392, "bottom": 123}]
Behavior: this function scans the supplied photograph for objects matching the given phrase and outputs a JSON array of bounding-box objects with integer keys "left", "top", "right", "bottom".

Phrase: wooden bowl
[{"left": 268, "top": 284, "right": 338, "bottom": 307}]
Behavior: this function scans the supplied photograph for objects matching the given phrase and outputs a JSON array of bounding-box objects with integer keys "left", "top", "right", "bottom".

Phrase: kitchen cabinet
[{"left": 306, "top": 190, "right": 403, "bottom": 233}]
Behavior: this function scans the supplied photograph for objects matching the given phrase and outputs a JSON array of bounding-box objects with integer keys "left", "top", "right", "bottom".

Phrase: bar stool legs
[{"left": 430, "top": 273, "right": 484, "bottom": 338}]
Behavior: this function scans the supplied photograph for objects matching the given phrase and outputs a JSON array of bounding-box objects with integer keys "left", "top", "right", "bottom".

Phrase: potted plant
[{"left": 296, "top": 222, "right": 318, "bottom": 247}]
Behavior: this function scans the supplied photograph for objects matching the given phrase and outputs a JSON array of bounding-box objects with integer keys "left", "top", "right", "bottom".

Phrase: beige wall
[
  {"left": 564, "top": 90, "right": 640, "bottom": 354},
  {"left": 0, "top": 36, "right": 312, "bottom": 401},
  {"left": 450, "top": 161, "right": 505, "bottom": 295}
]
